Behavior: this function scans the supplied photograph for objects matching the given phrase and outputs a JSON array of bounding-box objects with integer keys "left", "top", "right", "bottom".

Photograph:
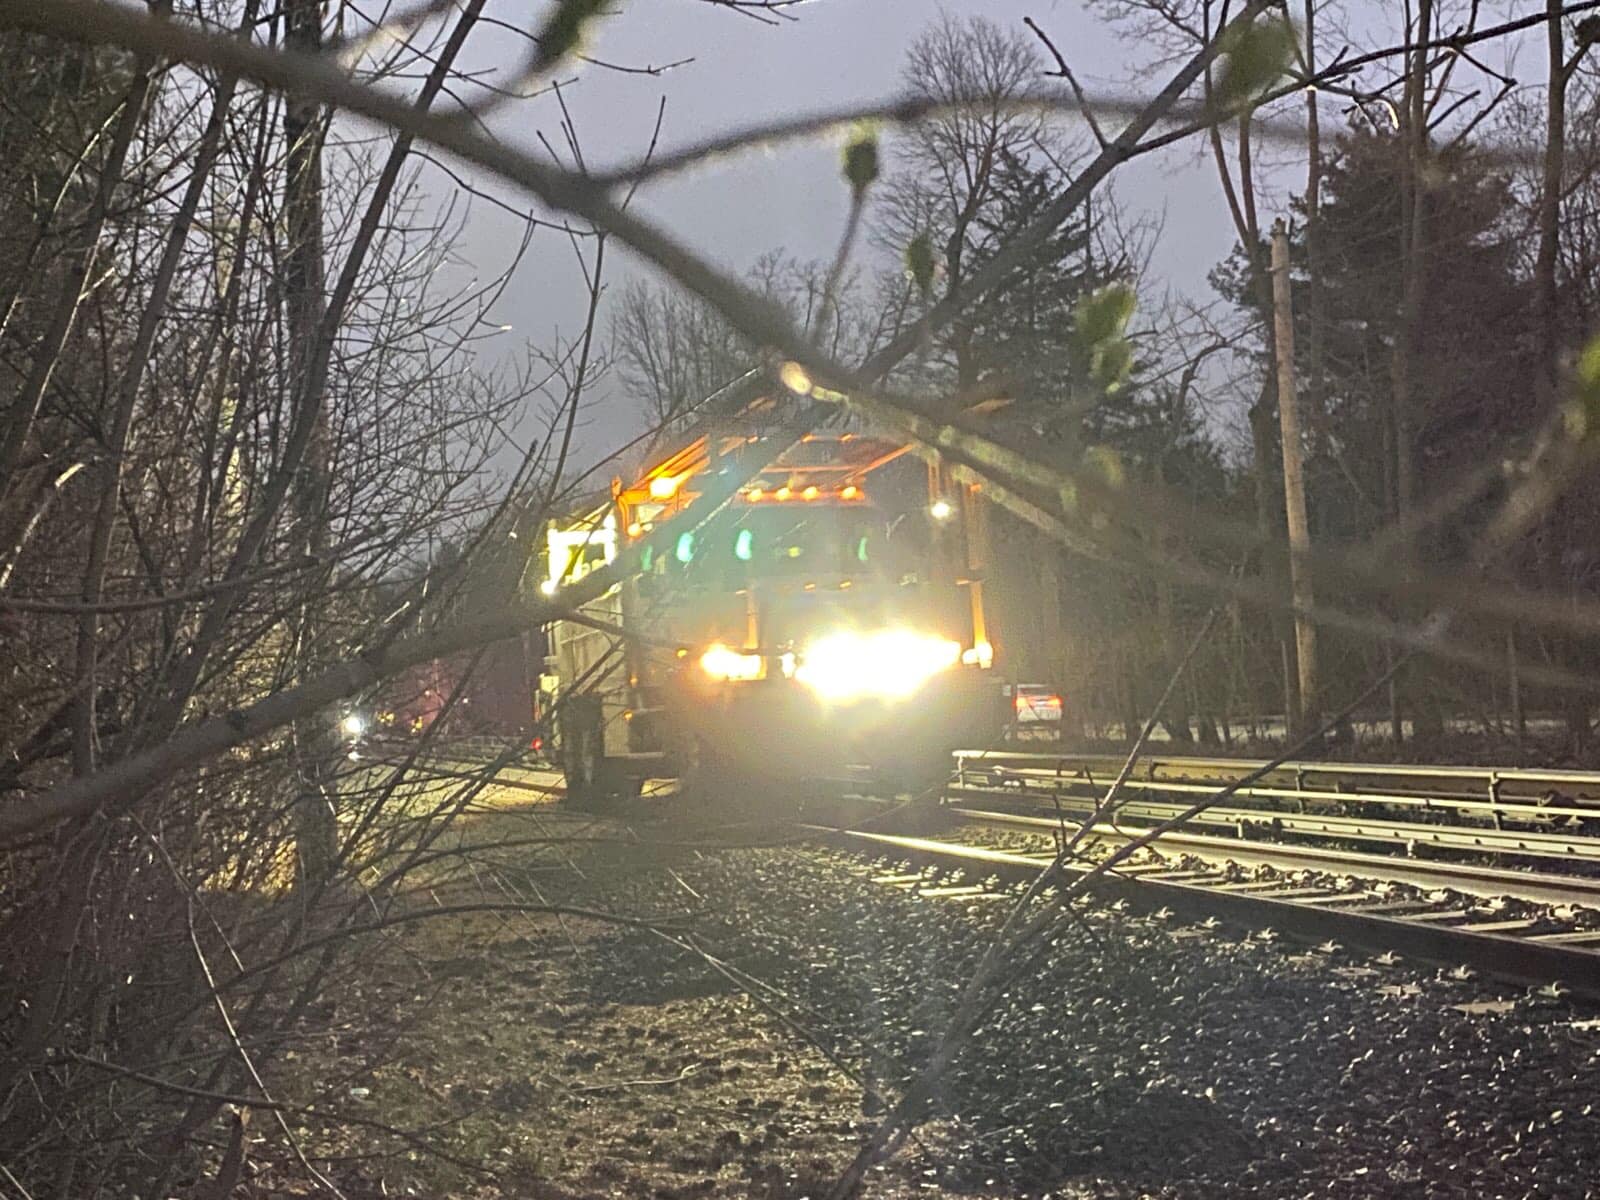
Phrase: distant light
[
  {"left": 649, "top": 474, "right": 682, "bottom": 500},
  {"left": 735, "top": 528, "right": 754, "bottom": 561},
  {"left": 841, "top": 485, "right": 860, "bottom": 500},
  {"left": 779, "top": 361, "right": 812, "bottom": 395},
  {"left": 961, "top": 641, "right": 994, "bottom": 669},
  {"left": 775, "top": 486, "right": 792, "bottom": 501},
  {"left": 802, "top": 485, "right": 819, "bottom": 500},
  {"left": 675, "top": 531, "right": 696, "bottom": 563},
  {"left": 930, "top": 499, "right": 954, "bottom": 521},
  {"left": 627, "top": 521, "right": 643, "bottom": 537},
  {"left": 539, "top": 579, "right": 558, "bottom": 596},
  {"left": 341, "top": 713, "right": 367, "bottom": 738},
  {"left": 748, "top": 487, "right": 764, "bottom": 501}
]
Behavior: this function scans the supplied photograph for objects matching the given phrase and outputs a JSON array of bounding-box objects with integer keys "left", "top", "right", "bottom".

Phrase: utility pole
[{"left": 1271, "top": 219, "right": 1318, "bottom": 731}]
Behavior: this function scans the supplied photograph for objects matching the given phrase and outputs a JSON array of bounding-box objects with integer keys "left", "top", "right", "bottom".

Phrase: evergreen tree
[
  {"left": 1216, "top": 127, "right": 1536, "bottom": 555},
  {"left": 963, "top": 149, "right": 1104, "bottom": 442}
]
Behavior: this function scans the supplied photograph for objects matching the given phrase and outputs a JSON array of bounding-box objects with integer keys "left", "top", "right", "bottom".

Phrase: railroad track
[
  {"left": 823, "top": 748, "right": 1600, "bottom": 996},
  {"left": 377, "top": 743, "right": 1600, "bottom": 994},
  {"left": 822, "top": 825, "right": 1600, "bottom": 997},
  {"left": 945, "top": 782, "right": 1600, "bottom": 862}
]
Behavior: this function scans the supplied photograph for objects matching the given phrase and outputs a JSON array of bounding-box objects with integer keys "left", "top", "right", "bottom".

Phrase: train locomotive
[{"left": 537, "top": 397, "right": 1013, "bottom": 805}]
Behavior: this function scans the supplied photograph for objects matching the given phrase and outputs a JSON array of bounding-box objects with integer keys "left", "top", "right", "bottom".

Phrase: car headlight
[
  {"left": 795, "top": 629, "right": 961, "bottom": 702},
  {"left": 699, "top": 643, "right": 764, "bottom": 682}
]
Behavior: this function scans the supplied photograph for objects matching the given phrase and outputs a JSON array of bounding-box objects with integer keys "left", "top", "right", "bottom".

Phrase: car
[{"left": 1009, "top": 684, "right": 1064, "bottom": 742}]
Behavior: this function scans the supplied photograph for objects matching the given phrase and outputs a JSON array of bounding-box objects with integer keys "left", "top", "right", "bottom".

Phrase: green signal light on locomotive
[
  {"left": 675, "top": 531, "right": 696, "bottom": 564},
  {"left": 734, "top": 528, "right": 754, "bottom": 562}
]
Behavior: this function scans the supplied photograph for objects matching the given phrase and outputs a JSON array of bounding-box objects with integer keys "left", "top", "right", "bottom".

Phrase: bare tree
[
  {"left": 875, "top": 12, "right": 1060, "bottom": 394},
  {"left": 612, "top": 275, "right": 752, "bottom": 431}
]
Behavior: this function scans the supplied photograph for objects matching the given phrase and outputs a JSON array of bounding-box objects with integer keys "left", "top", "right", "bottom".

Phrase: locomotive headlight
[
  {"left": 796, "top": 629, "right": 961, "bottom": 702},
  {"left": 699, "top": 642, "right": 764, "bottom": 682}
]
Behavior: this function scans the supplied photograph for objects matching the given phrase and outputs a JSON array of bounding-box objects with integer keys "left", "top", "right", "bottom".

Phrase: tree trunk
[
  {"left": 1535, "top": 0, "right": 1565, "bottom": 399},
  {"left": 1249, "top": 392, "right": 1297, "bottom": 725},
  {"left": 1507, "top": 627, "right": 1525, "bottom": 757},
  {"left": 282, "top": 0, "right": 338, "bottom": 886},
  {"left": 1153, "top": 457, "right": 1194, "bottom": 744},
  {"left": 1302, "top": 0, "right": 1327, "bottom": 440},
  {"left": 1535, "top": 2, "right": 1588, "bottom": 754},
  {"left": 1271, "top": 220, "right": 1318, "bottom": 732},
  {"left": 72, "top": 12, "right": 245, "bottom": 773},
  {"left": 0, "top": 40, "right": 158, "bottom": 509},
  {"left": 1391, "top": 0, "right": 1434, "bottom": 745}
]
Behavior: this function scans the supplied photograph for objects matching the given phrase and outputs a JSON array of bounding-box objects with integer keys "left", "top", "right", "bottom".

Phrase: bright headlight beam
[{"left": 795, "top": 629, "right": 960, "bottom": 702}]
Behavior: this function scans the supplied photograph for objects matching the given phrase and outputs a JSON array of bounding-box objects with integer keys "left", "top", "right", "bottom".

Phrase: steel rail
[
  {"left": 941, "top": 804, "right": 1600, "bottom": 906},
  {"left": 944, "top": 787, "right": 1600, "bottom": 864},
  {"left": 822, "top": 826, "right": 1600, "bottom": 997}
]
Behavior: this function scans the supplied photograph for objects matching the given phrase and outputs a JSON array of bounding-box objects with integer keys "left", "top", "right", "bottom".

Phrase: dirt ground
[
  {"left": 247, "top": 791, "right": 1600, "bottom": 1199},
  {"left": 253, "top": 798, "right": 977, "bottom": 1200}
]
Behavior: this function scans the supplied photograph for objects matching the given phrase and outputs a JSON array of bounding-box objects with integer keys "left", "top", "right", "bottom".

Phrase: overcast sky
[{"left": 423, "top": 0, "right": 1535, "bottom": 472}]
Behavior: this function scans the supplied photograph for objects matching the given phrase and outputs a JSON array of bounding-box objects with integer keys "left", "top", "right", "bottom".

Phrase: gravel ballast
[{"left": 584, "top": 841, "right": 1600, "bottom": 1199}]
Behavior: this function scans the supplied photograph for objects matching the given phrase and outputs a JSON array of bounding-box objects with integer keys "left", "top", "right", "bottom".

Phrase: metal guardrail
[
  {"left": 952, "top": 769, "right": 1600, "bottom": 825},
  {"left": 937, "top": 745, "right": 1600, "bottom": 889},
  {"left": 952, "top": 749, "right": 1600, "bottom": 802}
]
